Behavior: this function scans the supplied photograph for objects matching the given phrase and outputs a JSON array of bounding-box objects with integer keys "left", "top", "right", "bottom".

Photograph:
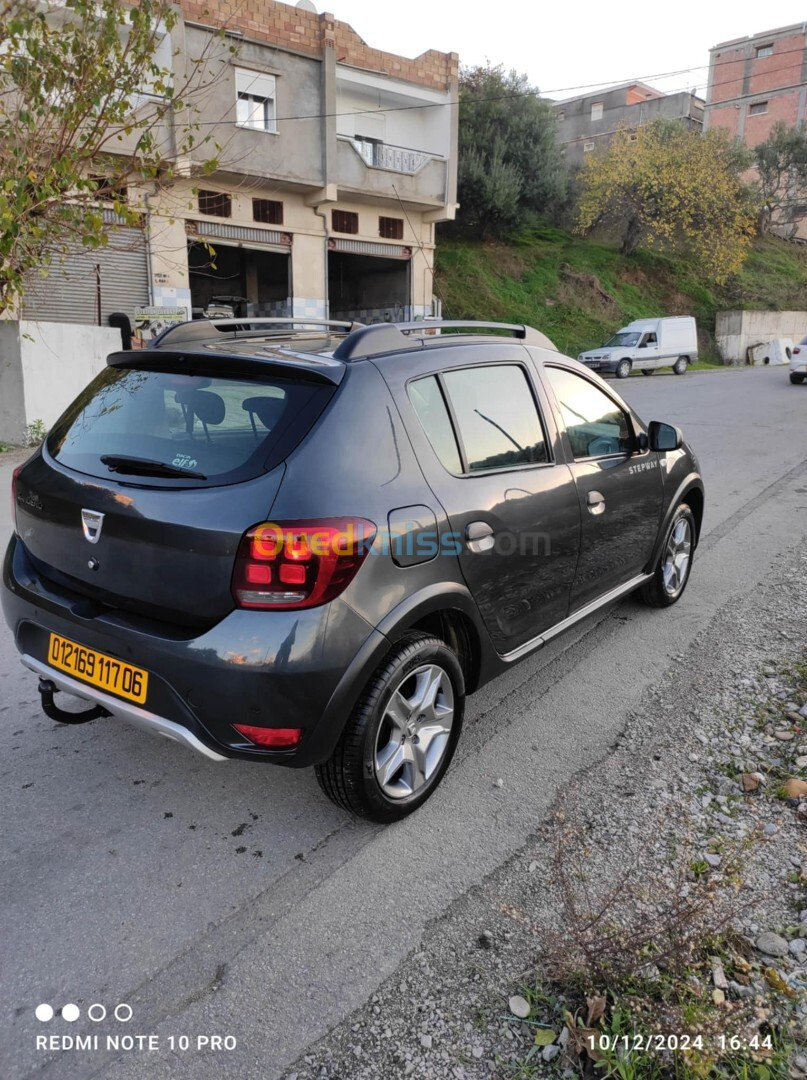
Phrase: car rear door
[
  {"left": 389, "top": 346, "right": 581, "bottom": 654},
  {"left": 537, "top": 361, "right": 664, "bottom": 611}
]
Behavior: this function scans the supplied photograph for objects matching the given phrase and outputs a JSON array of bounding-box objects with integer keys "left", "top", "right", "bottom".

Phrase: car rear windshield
[{"left": 47, "top": 363, "right": 332, "bottom": 486}]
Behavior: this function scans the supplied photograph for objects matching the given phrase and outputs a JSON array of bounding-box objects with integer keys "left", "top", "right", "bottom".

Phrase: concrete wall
[
  {"left": 0, "top": 322, "right": 121, "bottom": 444},
  {"left": 715, "top": 310, "right": 807, "bottom": 364}
]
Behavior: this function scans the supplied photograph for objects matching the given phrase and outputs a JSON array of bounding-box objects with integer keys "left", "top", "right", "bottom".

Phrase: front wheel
[
  {"left": 615, "top": 359, "right": 632, "bottom": 379},
  {"left": 790, "top": 373, "right": 805, "bottom": 385},
  {"left": 673, "top": 356, "right": 689, "bottom": 375},
  {"left": 639, "top": 504, "right": 695, "bottom": 608},
  {"left": 315, "top": 633, "right": 465, "bottom": 822}
]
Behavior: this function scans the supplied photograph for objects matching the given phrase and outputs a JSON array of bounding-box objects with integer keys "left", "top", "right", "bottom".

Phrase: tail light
[
  {"left": 794, "top": 347, "right": 801, "bottom": 354},
  {"left": 233, "top": 724, "right": 302, "bottom": 748},
  {"left": 232, "top": 518, "right": 376, "bottom": 610},
  {"left": 11, "top": 465, "right": 22, "bottom": 534}
]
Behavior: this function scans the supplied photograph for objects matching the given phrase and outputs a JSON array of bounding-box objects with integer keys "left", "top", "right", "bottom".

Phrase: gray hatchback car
[{"left": 3, "top": 319, "right": 704, "bottom": 821}]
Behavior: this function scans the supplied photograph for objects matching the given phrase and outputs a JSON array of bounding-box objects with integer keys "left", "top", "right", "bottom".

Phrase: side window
[
  {"left": 545, "top": 367, "right": 633, "bottom": 460},
  {"left": 442, "top": 365, "right": 548, "bottom": 471},
  {"left": 408, "top": 376, "right": 462, "bottom": 474}
]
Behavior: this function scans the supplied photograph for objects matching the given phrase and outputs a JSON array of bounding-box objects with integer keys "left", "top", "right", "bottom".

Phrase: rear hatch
[{"left": 14, "top": 352, "right": 338, "bottom": 626}]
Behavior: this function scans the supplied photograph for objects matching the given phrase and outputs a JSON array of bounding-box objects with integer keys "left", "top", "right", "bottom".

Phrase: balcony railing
[{"left": 345, "top": 137, "right": 435, "bottom": 174}]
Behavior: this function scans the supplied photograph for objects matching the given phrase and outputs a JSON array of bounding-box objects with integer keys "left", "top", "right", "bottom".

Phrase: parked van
[{"left": 579, "top": 317, "right": 698, "bottom": 378}]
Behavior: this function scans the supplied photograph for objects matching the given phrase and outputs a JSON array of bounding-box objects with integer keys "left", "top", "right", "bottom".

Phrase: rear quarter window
[{"left": 47, "top": 365, "right": 332, "bottom": 486}]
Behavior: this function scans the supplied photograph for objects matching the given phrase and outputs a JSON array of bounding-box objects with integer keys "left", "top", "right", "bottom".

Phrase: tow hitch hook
[{"left": 38, "top": 678, "right": 111, "bottom": 724}]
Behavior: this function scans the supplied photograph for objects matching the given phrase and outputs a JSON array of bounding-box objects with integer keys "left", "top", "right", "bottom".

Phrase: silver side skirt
[
  {"left": 21, "top": 654, "right": 227, "bottom": 762},
  {"left": 501, "top": 572, "right": 652, "bottom": 663}
]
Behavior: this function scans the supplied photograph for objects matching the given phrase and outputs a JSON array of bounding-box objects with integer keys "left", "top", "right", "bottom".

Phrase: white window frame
[
  {"left": 583, "top": 141, "right": 595, "bottom": 152},
  {"left": 755, "top": 44, "right": 773, "bottom": 58},
  {"left": 235, "top": 69, "right": 277, "bottom": 134},
  {"left": 749, "top": 101, "right": 768, "bottom": 115},
  {"left": 590, "top": 101, "right": 603, "bottom": 121}
]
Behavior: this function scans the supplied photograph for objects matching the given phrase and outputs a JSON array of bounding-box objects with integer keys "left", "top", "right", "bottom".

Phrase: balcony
[{"left": 337, "top": 137, "right": 448, "bottom": 208}]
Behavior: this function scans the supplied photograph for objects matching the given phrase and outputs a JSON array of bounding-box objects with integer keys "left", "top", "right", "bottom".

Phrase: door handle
[
  {"left": 465, "top": 521, "right": 495, "bottom": 553},
  {"left": 587, "top": 490, "right": 606, "bottom": 516}
]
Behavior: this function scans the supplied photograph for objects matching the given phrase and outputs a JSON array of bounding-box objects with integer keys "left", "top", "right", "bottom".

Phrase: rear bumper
[{"left": 2, "top": 535, "right": 386, "bottom": 767}]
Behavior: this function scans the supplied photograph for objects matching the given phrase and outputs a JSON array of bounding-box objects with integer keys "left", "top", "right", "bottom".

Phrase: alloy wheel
[
  {"left": 374, "top": 664, "right": 455, "bottom": 800},
  {"left": 662, "top": 518, "right": 692, "bottom": 598}
]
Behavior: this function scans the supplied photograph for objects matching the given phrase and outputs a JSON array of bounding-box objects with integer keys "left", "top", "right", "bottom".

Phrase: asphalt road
[{"left": 1, "top": 366, "right": 806, "bottom": 1080}]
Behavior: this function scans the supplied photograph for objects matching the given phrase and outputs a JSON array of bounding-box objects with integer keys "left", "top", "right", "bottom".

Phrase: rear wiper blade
[{"left": 100, "top": 455, "right": 207, "bottom": 480}]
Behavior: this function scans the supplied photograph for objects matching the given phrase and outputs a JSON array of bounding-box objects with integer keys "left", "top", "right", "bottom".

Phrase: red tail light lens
[
  {"left": 11, "top": 466, "right": 22, "bottom": 534},
  {"left": 233, "top": 724, "right": 303, "bottom": 748},
  {"left": 232, "top": 518, "right": 376, "bottom": 610},
  {"left": 794, "top": 347, "right": 801, "bottom": 354}
]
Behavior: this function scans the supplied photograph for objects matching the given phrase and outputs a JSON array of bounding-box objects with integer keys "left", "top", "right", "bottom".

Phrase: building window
[
  {"left": 253, "top": 199, "right": 284, "bottom": 225},
  {"left": 332, "top": 210, "right": 359, "bottom": 234},
  {"left": 379, "top": 216, "right": 404, "bottom": 240},
  {"left": 235, "top": 69, "right": 277, "bottom": 133},
  {"left": 556, "top": 111, "right": 565, "bottom": 121},
  {"left": 749, "top": 101, "right": 768, "bottom": 115},
  {"left": 755, "top": 44, "right": 773, "bottom": 58},
  {"left": 94, "top": 177, "right": 127, "bottom": 202},
  {"left": 591, "top": 101, "right": 603, "bottom": 121},
  {"left": 198, "top": 190, "right": 232, "bottom": 218},
  {"left": 583, "top": 141, "right": 595, "bottom": 152}
]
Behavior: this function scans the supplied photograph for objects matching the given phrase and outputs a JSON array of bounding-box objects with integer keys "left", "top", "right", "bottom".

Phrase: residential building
[
  {"left": 704, "top": 23, "right": 807, "bottom": 239},
  {"left": 703, "top": 23, "right": 807, "bottom": 144},
  {"left": 22, "top": 0, "right": 459, "bottom": 331},
  {"left": 552, "top": 82, "right": 704, "bottom": 168}
]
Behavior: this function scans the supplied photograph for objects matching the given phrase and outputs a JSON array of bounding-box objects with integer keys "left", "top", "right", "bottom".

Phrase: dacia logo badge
[{"left": 81, "top": 509, "right": 105, "bottom": 544}]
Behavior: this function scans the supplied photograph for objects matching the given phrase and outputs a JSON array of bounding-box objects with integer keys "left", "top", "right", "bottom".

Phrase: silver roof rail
[
  {"left": 150, "top": 317, "right": 361, "bottom": 349},
  {"left": 332, "top": 320, "right": 557, "bottom": 361}
]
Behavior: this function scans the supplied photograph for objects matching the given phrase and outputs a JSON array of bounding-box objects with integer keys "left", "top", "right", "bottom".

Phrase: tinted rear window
[{"left": 48, "top": 365, "right": 331, "bottom": 485}]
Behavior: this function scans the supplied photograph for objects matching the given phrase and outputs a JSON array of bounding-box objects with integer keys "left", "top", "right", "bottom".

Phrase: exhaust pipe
[{"left": 38, "top": 678, "right": 110, "bottom": 724}]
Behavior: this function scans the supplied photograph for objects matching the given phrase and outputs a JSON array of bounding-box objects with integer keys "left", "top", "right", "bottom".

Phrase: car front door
[
  {"left": 635, "top": 332, "right": 659, "bottom": 370},
  {"left": 540, "top": 363, "right": 664, "bottom": 611},
  {"left": 403, "top": 358, "right": 581, "bottom": 654}
]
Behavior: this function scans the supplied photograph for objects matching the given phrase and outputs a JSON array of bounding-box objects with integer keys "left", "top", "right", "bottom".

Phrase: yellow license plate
[{"left": 47, "top": 633, "right": 148, "bottom": 704}]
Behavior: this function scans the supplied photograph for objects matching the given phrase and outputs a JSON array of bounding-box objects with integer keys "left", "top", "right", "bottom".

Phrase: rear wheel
[
  {"left": 673, "top": 356, "right": 689, "bottom": 375},
  {"left": 639, "top": 504, "right": 695, "bottom": 608},
  {"left": 615, "top": 359, "right": 632, "bottom": 379},
  {"left": 790, "top": 373, "right": 805, "bottom": 384},
  {"left": 315, "top": 633, "right": 464, "bottom": 822}
]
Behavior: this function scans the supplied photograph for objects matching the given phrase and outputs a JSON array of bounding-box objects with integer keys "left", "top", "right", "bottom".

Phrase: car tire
[
  {"left": 673, "top": 356, "right": 688, "bottom": 375},
  {"left": 790, "top": 373, "right": 805, "bottom": 384},
  {"left": 315, "top": 633, "right": 465, "bottom": 822},
  {"left": 641, "top": 369, "right": 654, "bottom": 376},
  {"left": 638, "top": 503, "right": 695, "bottom": 608},
  {"left": 615, "top": 359, "right": 632, "bottom": 379}
]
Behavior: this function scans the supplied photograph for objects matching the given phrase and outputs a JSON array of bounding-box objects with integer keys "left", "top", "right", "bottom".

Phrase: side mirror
[{"left": 648, "top": 420, "right": 683, "bottom": 452}]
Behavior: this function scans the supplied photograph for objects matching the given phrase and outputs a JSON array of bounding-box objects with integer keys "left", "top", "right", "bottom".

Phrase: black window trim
[
  {"left": 542, "top": 362, "right": 642, "bottom": 464},
  {"left": 407, "top": 361, "right": 555, "bottom": 478}
]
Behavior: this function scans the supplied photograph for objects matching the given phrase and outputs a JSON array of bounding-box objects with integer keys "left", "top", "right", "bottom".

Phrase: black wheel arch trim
[{"left": 646, "top": 473, "right": 704, "bottom": 571}]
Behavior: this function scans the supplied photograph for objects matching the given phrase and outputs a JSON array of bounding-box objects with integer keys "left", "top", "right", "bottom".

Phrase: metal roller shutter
[{"left": 22, "top": 225, "right": 150, "bottom": 325}]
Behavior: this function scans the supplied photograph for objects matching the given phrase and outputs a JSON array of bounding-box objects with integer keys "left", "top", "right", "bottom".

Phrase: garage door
[{"left": 22, "top": 225, "right": 150, "bottom": 325}]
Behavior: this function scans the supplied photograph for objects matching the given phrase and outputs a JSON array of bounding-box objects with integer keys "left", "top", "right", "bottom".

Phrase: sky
[{"left": 318, "top": 0, "right": 806, "bottom": 100}]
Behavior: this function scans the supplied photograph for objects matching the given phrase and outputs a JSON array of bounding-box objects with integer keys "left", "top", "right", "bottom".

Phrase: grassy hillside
[{"left": 433, "top": 225, "right": 807, "bottom": 360}]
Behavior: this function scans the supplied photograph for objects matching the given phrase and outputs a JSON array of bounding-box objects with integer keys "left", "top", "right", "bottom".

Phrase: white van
[{"left": 578, "top": 316, "right": 698, "bottom": 379}]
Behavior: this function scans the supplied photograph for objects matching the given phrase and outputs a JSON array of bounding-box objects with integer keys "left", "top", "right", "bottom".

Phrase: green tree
[
  {"left": 0, "top": 0, "right": 224, "bottom": 316},
  {"left": 457, "top": 65, "right": 565, "bottom": 234},
  {"left": 576, "top": 120, "right": 757, "bottom": 282},
  {"left": 753, "top": 121, "right": 807, "bottom": 234}
]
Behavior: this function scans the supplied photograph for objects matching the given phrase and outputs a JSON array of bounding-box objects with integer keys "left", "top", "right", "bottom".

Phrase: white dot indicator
[
  {"left": 88, "top": 1004, "right": 107, "bottom": 1022},
  {"left": 114, "top": 1003, "right": 133, "bottom": 1022},
  {"left": 62, "top": 1004, "right": 80, "bottom": 1022},
  {"left": 35, "top": 1004, "right": 54, "bottom": 1022}
]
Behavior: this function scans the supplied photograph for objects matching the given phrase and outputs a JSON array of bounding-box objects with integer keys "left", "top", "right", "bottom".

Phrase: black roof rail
[
  {"left": 331, "top": 320, "right": 557, "bottom": 361},
  {"left": 149, "top": 317, "right": 361, "bottom": 349}
]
